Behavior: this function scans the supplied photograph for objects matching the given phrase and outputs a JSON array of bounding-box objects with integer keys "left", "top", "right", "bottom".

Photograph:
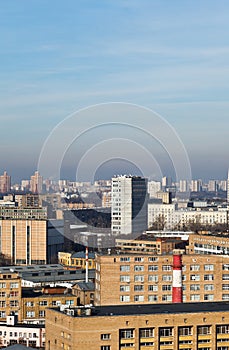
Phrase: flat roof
[{"left": 55, "top": 301, "right": 229, "bottom": 317}]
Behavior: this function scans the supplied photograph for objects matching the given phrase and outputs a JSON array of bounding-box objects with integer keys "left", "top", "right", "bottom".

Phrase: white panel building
[{"left": 111, "top": 176, "right": 148, "bottom": 235}]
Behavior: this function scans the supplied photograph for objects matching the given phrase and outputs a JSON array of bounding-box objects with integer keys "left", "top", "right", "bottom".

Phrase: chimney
[
  {"left": 172, "top": 250, "right": 183, "bottom": 303},
  {"left": 85, "top": 246, "right": 89, "bottom": 283}
]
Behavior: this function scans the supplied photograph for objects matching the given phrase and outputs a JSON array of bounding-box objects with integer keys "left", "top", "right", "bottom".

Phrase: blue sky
[{"left": 1, "top": 0, "right": 229, "bottom": 182}]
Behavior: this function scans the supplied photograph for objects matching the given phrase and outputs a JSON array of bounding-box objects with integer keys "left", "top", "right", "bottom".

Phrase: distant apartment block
[
  {"left": 111, "top": 175, "right": 148, "bottom": 236},
  {"left": 179, "top": 180, "right": 188, "bottom": 192},
  {"left": 148, "top": 203, "right": 228, "bottom": 229},
  {"left": 191, "top": 179, "right": 202, "bottom": 192},
  {"left": 0, "top": 208, "right": 64, "bottom": 265},
  {"left": 0, "top": 171, "right": 11, "bottom": 193},
  {"left": 30, "top": 171, "right": 43, "bottom": 194},
  {"left": 148, "top": 180, "right": 161, "bottom": 198}
]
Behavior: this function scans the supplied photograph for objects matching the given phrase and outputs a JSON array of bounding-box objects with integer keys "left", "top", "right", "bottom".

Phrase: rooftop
[
  {"left": 55, "top": 301, "right": 229, "bottom": 318},
  {"left": 73, "top": 282, "right": 95, "bottom": 291},
  {"left": 71, "top": 251, "right": 95, "bottom": 259}
]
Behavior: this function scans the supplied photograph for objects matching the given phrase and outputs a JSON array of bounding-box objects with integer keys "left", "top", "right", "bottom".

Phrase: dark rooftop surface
[
  {"left": 74, "top": 281, "right": 95, "bottom": 291},
  {"left": 71, "top": 251, "right": 95, "bottom": 259},
  {"left": 56, "top": 301, "right": 229, "bottom": 317},
  {"left": 22, "top": 288, "right": 74, "bottom": 298},
  {"left": 4, "top": 345, "right": 35, "bottom": 350},
  {"left": 0, "top": 322, "right": 44, "bottom": 329}
]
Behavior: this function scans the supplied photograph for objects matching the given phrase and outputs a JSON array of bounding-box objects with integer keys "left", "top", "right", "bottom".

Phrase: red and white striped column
[
  {"left": 172, "top": 251, "right": 183, "bottom": 303},
  {"left": 85, "top": 246, "right": 89, "bottom": 283}
]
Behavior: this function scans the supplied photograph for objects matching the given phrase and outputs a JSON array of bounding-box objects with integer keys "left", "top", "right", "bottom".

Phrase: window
[
  {"left": 179, "top": 327, "right": 192, "bottom": 336},
  {"left": 162, "top": 275, "right": 172, "bottom": 282},
  {"left": 190, "top": 284, "right": 200, "bottom": 291},
  {"left": 39, "top": 310, "right": 45, "bottom": 317},
  {"left": 190, "top": 275, "right": 200, "bottom": 281},
  {"left": 223, "top": 274, "right": 229, "bottom": 280},
  {"left": 120, "top": 295, "right": 130, "bottom": 302},
  {"left": 148, "top": 275, "right": 158, "bottom": 282},
  {"left": 217, "top": 325, "right": 229, "bottom": 334},
  {"left": 222, "top": 294, "right": 229, "bottom": 301},
  {"left": 162, "top": 295, "right": 172, "bottom": 302},
  {"left": 120, "top": 265, "right": 130, "bottom": 272},
  {"left": 65, "top": 300, "right": 74, "bottom": 306},
  {"left": 162, "top": 265, "right": 172, "bottom": 271},
  {"left": 120, "top": 285, "right": 130, "bottom": 292},
  {"left": 120, "top": 257, "right": 130, "bottom": 262},
  {"left": 190, "top": 264, "right": 200, "bottom": 271},
  {"left": 204, "top": 274, "right": 214, "bottom": 281},
  {"left": 204, "top": 264, "right": 214, "bottom": 271},
  {"left": 134, "top": 275, "right": 144, "bottom": 282},
  {"left": 134, "top": 285, "right": 144, "bottom": 291},
  {"left": 134, "top": 265, "right": 144, "bottom": 272},
  {"left": 10, "top": 283, "right": 18, "bottom": 289},
  {"left": 222, "top": 285, "right": 229, "bottom": 290},
  {"left": 0, "top": 301, "right": 5, "bottom": 307},
  {"left": 148, "top": 265, "right": 158, "bottom": 271},
  {"left": 120, "top": 275, "right": 130, "bottom": 282},
  {"left": 148, "top": 295, "right": 158, "bottom": 302},
  {"left": 39, "top": 301, "right": 48, "bottom": 306},
  {"left": 223, "top": 264, "right": 229, "bottom": 271},
  {"left": 120, "top": 329, "right": 134, "bottom": 339},
  {"left": 134, "top": 295, "right": 144, "bottom": 302},
  {"left": 148, "top": 257, "right": 158, "bottom": 262},
  {"left": 159, "top": 328, "right": 173, "bottom": 337},
  {"left": 135, "top": 257, "right": 144, "bottom": 262},
  {"left": 148, "top": 285, "right": 158, "bottom": 291},
  {"left": 26, "top": 311, "right": 35, "bottom": 318},
  {"left": 190, "top": 294, "right": 200, "bottom": 301},
  {"left": 204, "top": 284, "right": 214, "bottom": 291},
  {"left": 26, "top": 301, "right": 34, "bottom": 307},
  {"left": 0, "top": 292, "right": 5, "bottom": 297},
  {"left": 204, "top": 294, "right": 214, "bottom": 301},
  {"left": 10, "top": 300, "right": 18, "bottom": 307},
  {"left": 197, "top": 326, "right": 211, "bottom": 335},
  {"left": 140, "top": 328, "right": 154, "bottom": 338},
  {"left": 162, "top": 285, "right": 172, "bottom": 291},
  {"left": 0, "top": 283, "right": 6, "bottom": 289},
  {"left": 101, "top": 346, "right": 110, "bottom": 350},
  {"left": 10, "top": 291, "right": 18, "bottom": 297},
  {"left": 101, "top": 334, "right": 111, "bottom": 340}
]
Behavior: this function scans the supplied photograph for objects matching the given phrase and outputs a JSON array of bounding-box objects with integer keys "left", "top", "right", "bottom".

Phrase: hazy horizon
[{"left": 1, "top": 1, "right": 229, "bottom": 183}]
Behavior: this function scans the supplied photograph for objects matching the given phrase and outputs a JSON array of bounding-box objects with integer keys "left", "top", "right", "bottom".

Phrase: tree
[{"left": 149, "top": 214, "right": 166, "bottom": 230}]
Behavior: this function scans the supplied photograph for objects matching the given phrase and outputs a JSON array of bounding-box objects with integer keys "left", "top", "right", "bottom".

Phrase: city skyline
[{"left": 1, "top": 1, "right": 229, "bottom": 181}]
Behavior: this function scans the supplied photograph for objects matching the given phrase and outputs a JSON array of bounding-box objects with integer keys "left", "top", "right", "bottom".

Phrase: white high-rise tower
[{"left": 111, "top": 175, "right": 148, "bottom": 236}]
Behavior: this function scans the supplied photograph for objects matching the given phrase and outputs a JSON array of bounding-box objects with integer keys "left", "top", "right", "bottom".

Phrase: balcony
[{"left": 120, "top": 338, "right": 135, "bottom": 344}]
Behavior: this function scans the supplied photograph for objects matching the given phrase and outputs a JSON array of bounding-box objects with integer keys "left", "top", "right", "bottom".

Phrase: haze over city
[{"left": 1, "top": 1, "right": 229, "bottom": 181}]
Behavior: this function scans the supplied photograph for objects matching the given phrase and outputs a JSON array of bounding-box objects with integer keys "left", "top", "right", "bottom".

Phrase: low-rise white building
[
  {"left": 148, "top": 203, "right": 228, "bottom": 229},
  {"left": 0, "top": 315, "right": 45, "bottom": 348}
]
